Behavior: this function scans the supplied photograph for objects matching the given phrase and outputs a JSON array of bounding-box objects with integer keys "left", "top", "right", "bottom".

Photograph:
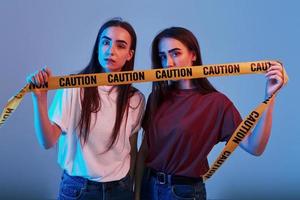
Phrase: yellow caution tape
[
  {"left": 203, "top": 61, "right": 288, "bottom": 181},
  {"left": 203, "top": 93, "right": 275, "bottom": 181},
  {"left": 0, "top": 60, "right": 288, "bottom": 181}
]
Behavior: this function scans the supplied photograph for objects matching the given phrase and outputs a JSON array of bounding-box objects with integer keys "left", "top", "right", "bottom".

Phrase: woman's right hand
[{"left": 26, "top": 67, "right": 52, "bottom": 98}]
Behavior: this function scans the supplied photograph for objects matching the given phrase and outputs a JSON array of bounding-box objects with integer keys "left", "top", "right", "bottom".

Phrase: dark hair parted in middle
[
  {"left": 78, "top": 18, "right": 138, "bottom": 151},
  {"left": 143, "top": 27, "right": 217, "bottom": 133}
]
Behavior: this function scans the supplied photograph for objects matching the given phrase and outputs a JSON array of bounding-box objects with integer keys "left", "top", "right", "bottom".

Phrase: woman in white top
[{"left": 27, "top": 18, "right": 145, "bottom": 200}]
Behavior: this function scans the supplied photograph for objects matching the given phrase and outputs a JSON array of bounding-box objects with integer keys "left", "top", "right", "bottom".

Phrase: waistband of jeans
[
  {"left": 149, "top": 168, "right": 203, "bottom": 185},
  {"left": 63, "top": 170, "right": 129, "bottom": 186}
]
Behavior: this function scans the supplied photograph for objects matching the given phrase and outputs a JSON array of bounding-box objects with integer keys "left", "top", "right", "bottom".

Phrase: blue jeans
[
  {"left": 141, "top": 170, "right": 206, "bottom": 200},
  {"left": 58, "top": 171, "right": 133, "bottom": 200}
]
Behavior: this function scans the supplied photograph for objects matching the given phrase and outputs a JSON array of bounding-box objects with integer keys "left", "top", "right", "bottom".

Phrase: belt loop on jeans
[{"left": 156, "top": 172, "right": 167, "bottom": 184}]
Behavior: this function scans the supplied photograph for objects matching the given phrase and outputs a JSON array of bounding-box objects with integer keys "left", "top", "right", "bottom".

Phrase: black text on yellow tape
[
  {"left": 26, "top": 60, "right": 272, "bottom": 91},
  {"left": 0, "top": 60, "right": 288, "bottom": 182},
  {"left": 202, "top": 94, "right": 276, "bottom": 181},
  {"left": 1, "top": 60, "right": 274, "bottom": 126}
]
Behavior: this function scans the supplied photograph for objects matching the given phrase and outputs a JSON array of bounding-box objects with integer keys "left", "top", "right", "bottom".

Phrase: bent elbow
[
  {"left": 241, "top": 142, "right": 266, "bottom": 157},
  {"left": 251, "top": 148, "right": 265, "bottom": 156},
  {"left": 39, "top": 141, "right": 55, "bottom": 150},
  {"left": 252, "top": 150, "right": 263, "bottom": 157},
  {"left": 44, "top": 144, "right": 52, "bottom": 150},
  {"left": 241, "top": 145, "right": 264, "bottom": 156}
]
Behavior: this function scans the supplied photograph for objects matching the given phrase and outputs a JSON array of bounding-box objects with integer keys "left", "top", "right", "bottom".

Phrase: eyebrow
[
  {"left": 159, "top": 48, "right": 181, "bottom": 55},
  {"left": 101, "top": 36, "right": 128, "bottom": 45}
]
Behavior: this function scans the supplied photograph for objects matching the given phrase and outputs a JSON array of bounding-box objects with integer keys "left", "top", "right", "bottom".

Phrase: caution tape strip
[
  {"left": 0, "top": 60, "right": 288, "bottom": 181},
  {"left": 203, "top": 93, "right": 275, "bottom": 181}
]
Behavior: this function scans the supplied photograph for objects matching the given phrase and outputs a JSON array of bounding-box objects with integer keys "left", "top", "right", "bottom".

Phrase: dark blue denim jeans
[
  {"left": 58, "top": 171, "right": 133, "bottom": 200},
  {"left": 141, "top": 170, "right": 206, "bottom": 200}
]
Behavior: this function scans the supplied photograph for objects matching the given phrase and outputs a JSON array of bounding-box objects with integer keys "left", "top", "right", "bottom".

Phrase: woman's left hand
[{"left": 265, "top": 61, "right": 284, "bottom": 97}]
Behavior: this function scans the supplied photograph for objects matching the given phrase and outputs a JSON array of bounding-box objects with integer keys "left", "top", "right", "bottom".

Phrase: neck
[{"left": 178, "top": 79, "right": 194, "bottom": 89}]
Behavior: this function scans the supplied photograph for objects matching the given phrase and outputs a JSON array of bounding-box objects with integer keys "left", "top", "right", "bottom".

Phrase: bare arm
[
  {"left": 28, "top": 68, "right": 61, "bottom": 149},
  {"left": 240, "top": 98, "right": 275, "bottom": 156},
  {"left": 240, "top": 61, "right": 284, "bottom": 156}
]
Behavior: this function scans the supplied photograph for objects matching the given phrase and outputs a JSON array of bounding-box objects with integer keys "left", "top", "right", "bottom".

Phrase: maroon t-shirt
[{"left": 145, "top": 89, "right": 242, "bottom": 177}]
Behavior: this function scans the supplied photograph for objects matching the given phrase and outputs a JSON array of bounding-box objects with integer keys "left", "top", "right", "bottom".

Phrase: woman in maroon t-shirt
[{"left": 135, "top": 27, "right": 284, "bottom": 200}]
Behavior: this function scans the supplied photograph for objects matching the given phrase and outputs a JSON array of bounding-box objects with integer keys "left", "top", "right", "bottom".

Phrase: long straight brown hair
[
  {"left": 78, "top": 18, "right": 137, "bottom": 151},
  {"left": 142, "top": 27, "right": 218, "bottom": 133}
]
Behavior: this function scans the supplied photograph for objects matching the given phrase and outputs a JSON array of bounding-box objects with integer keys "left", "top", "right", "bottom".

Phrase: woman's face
[
  {"left": 98, "top": 26, "right": 134, "bottom": 72},
  {"left": 158, "top": 37, "right": 196, "bottom": 68}
]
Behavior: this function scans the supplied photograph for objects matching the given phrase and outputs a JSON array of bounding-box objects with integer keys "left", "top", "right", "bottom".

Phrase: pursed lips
[{"left": 104, "top": 58, "right": 116, "bottom": 65}]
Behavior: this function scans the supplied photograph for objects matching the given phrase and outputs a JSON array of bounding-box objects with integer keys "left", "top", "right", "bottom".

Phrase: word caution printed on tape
[{"left": 0, "top": 60, "right": 288, "bottom": 181}]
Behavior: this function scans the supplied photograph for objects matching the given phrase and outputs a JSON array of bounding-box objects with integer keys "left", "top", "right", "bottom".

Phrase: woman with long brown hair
[
  {"left": 27, "top": 18, "right": 144, "bottom": 199},
  {"left": 135, "top": 27, "right": 283, "bottom": 200}
]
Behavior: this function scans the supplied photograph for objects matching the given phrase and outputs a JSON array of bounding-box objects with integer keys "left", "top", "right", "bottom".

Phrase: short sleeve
[
  {"left": 48, "top": 88, "right": 73, "bottom": 134},
  {"left": 219, "top": 101, "right": 242, "bottom": 142},
  {"left": 130, "top": 91, "right": 145, "bottom": 135}
]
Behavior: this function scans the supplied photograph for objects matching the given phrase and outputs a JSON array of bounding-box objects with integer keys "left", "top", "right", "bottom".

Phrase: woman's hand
[
  {"left": 26, "top": 67, "right": 52, "bottom": 99},
  {"left": 265, "top": 61, "right": 284, "bottom": 97}
]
